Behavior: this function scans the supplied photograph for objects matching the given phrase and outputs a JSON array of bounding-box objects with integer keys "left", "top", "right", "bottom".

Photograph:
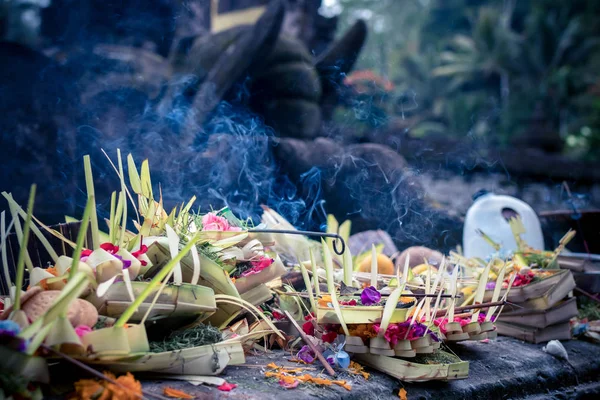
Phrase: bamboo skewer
[
  {"left": 279, "top": 291, "right": 456, "bottom": 299},
  {"left": 370, "top": 244, "right": 377, "bottom": 288},
  {"left": 434, "top": 300, "right": 513, "bottom": 318},
  {"left": 284, "top": 310, "right": 336, "bottom": 377}
]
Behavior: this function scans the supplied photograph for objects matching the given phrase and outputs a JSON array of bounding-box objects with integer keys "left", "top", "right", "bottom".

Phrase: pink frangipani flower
[{"left": 202, "top": 213, "right": 242, "bottom": 232}]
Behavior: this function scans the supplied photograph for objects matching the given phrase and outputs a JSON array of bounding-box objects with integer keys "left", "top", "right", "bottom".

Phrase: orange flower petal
[
  {"left": 72, "top": 372, "right": 142, "bottom": 400},
  {"left": 332, "top": 380, "right": 352, "bottom": 391},
  {"left": 163, "top": 386, "right": 194, "bottom": 399},
  {"left": 399, "top": 388, "right": 407, "bottom": 400},
  {"left": 318, "top": 295, "right": 332, "bottom": 307}
]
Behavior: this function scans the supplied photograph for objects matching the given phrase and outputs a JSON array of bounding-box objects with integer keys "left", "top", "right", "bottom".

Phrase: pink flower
[
  {"left": 217, "top": 382, "right": 237, "bottom": 391},
  {"left": 202, "top": 213, "right": 242, "bottom": 232},
  {"left": 280, "top": 379, "right": 299, "bottom": 389},
  {"left": 433, "top": 318, "right": 449, "bottom": 335},
  {"left": 373, "top": 323, "right": 407, "bottom": 346},
  {"left": 75, "top": 325, "right": 92, "bottom": 338}
]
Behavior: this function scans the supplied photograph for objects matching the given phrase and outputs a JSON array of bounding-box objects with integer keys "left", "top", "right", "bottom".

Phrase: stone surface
[
  {"left": 397, "top": 246, "right": 445, "bottom": 269},
  {"left": 349, "top": 230, "right": 399, "bottom": 257},
  {"left": 138, "top": 337, "right": 600, "bottom": 400}
]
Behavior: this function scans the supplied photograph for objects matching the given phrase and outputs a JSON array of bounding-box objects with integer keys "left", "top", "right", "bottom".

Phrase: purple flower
[
  {"left": 297, "top": 345, "right": 315, "bottom": 363},
  {"left": 324, "top": 349, "right": 336, "bottom": 366},
  {"left": 411, "top": 322, "right": 427, "bottom": 338},
  {"left": 0, "top": 320, "right": 27, "bottom": 352},
  {"left": 0, "top": 320, "right": 21, "bottom": 335},
  {"left": 360, "top": 286, "right": 381, "bottom": 306},
  {"left": 486, "top": 281, "right": 496, "bottom": 290},
  {"left": 114, "top": 254, "right": 132, "bottom": 269},
  {"left": 429, "top": 332, "right": 440, "bottom": 342}
]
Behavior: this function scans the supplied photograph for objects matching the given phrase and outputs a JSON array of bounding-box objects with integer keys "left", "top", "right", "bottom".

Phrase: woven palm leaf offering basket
[
  {"left": 261, "top": 212, "right": 470, "bottom": 382},
  {"left": 0, "top": 151, "right": 290, "bottom": 398},
  {"left": 437, "top": 217, "right": 577, "bottom": 342}
]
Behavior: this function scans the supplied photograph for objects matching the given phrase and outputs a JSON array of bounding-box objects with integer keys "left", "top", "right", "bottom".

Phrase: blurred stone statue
[
  {"left": 0, "top": 0, "right": 462, "bottom": 252},
  {"left": 162, "top": 0, "right": 367, "bottom": 142}
]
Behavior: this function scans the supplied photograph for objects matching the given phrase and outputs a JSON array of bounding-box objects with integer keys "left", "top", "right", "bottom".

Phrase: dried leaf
[
  {"left": 340, "top": 281, "right": 359, "bottom": 296},
  {"left": 163, "top": 386, "right": 194, "bottom": 399}
]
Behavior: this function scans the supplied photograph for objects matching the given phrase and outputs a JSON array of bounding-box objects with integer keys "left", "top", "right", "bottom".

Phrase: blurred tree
[{"left": 331, "top": 0, "right": 600, "bottom": 158}]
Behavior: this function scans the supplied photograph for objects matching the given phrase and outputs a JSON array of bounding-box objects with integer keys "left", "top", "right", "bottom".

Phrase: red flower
[
  {"left": 241, "top": 256, "right": 274, "bottom": 277},
  {"left": 322, "top": 331, "right": 338, "bottom": 343},
  {"left": 80, "top": 249, "right": 92, "bottom": 257},
  {"left": 272, "top": 310, "right": 285, "bottom": 321},
  {"left": 131, "top": 244, "right": 149, "bottom": 266},
  {"left": 100, "top": 243, "right": 119, "bottom": 254},
  {"left": 302, "top": 320, "right": 315, "bottom": 336},
  {"left": 217, "top": 382, "right": 237, "bottom": 391},
  {"left": 304, "top": 312, "right": 315, "bottom": 321},
  {"left": 340, "top": 299, "right": 357, "bottom": 306},
  {"left": 507, "top": 271, "right": 535, "bottom": 287}
]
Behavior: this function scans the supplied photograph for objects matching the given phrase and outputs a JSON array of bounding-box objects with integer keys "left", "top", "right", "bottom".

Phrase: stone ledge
[{"left": 138, "top": 337, "right": 600, "bottom": 400}]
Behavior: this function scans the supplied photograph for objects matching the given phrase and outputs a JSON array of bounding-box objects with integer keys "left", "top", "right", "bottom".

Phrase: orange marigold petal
[
  {"left": 163, "top": 386, "right": 194, "bottom": 399},
  {"left": 317, "top": 295, "right": 332, "bottom": 307},
  {"left": 399, "top": 388, "right": 407, "bottom": 400},
  {"left": 332, "top": 380, "right": 352, "bottom": 391},
  {"left": 266, "top": 362, "right": 279, "bottom": 370},
  {"left": 73, "top": 378, "right": 104, "bottom": 400},
  {"left": 106, "top": 372, "right": 142, "bottom": 400}
]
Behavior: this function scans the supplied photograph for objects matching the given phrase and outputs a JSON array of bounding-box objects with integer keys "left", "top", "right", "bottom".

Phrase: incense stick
[{"left": 284, "top": 310, "right": 336, "bottom": 377}]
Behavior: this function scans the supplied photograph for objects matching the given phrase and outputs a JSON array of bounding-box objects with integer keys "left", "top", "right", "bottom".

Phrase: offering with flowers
[
  {"left": 454, "top": 214, "right": 575, "bottom": 303},
  {"left": 0, "top": 151, "right": 288, "bottom": 385}
]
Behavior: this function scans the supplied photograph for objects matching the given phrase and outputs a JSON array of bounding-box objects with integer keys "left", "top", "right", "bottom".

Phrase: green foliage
[
  {"left": 149, "top": 323, "right": 223, "bottom": 352},
  {"left": 578, "top": 297, "right": 600, "bottom": 321},
  {"left": 333, "top": 0, "right": 600, "bottom": 158}
]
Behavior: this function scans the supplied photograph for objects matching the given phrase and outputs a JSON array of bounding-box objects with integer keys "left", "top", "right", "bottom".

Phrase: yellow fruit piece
[
  {"left": 461, "top": 286, "right": 475, "bottom": 297},
  {"left": 358, "top": 254, "right": 395, "bottom": 275},
  {"left": 412, "top": 263, "right": 438, "bottom": 276}
]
